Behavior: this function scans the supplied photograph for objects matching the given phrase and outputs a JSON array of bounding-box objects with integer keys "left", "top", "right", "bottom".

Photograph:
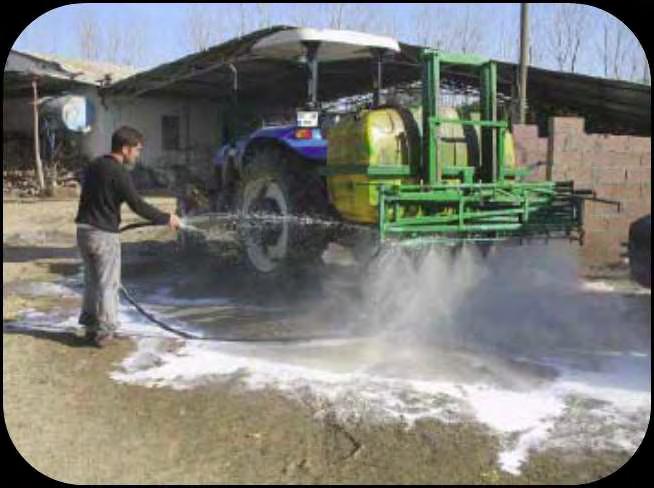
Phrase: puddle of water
[{"left": 8, "top": 242, "right": 651, "bottom": 475}]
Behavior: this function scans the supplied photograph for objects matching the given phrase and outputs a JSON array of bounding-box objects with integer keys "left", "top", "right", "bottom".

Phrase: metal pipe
[
  {"left": 303, "top": 42, "right": 321, "bottom": 109},
  {"left": 518, "top": 3, "right": 529, "bottom": 124},
  {"left": 372, "top": 48, "right": 384, "bottom": 107},
  {"left": 126, "top": 60, "right": 242, "bottom": 98},
  {"left": 226, "top": 63, "right": 238, "bottom": 92}
]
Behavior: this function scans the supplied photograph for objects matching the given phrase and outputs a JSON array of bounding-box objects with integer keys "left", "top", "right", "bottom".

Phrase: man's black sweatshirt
[{"left": 75, "top": 155, "right": 170, "bottom": 233}]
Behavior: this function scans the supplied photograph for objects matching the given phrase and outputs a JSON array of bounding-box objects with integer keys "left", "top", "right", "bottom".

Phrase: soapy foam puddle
[{"left": 6, "top": 249, "right": 651, "bottom": 475}]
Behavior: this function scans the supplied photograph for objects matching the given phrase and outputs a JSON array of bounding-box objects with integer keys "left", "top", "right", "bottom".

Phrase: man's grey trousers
[{"left": 77, "top": 226, "right": 121, "bottom": 335}]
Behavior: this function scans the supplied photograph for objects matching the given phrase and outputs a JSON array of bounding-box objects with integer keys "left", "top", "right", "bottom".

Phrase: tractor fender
[
  {"left": 239, "top": 128, "right": 327, "bottom": 170},
  {"left": 239, "top": 137, "right": 295, "bottom": 174}
]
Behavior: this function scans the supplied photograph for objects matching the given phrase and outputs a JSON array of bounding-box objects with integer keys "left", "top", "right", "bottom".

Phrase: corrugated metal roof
[
  {"left": 22, "top": 51, "right": 140, "bottom": 84},
  {"left": 14, "top": 26, "right": 644, "bottom": 135},
  {"left": 104, "top": 26, "right": 650, "bottom": 135},
  {"left": 4, "top": 50, "right": 140, "bottom": 97}
]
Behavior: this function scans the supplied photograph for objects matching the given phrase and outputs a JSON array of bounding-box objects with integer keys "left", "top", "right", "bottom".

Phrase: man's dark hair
[{"left": 111, "top": 126, "right": 144, "bottom": 152}]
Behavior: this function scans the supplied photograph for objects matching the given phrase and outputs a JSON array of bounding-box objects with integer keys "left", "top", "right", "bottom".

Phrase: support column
[{"left": 31, "top": 78, "right": 45, "bottom": 193}]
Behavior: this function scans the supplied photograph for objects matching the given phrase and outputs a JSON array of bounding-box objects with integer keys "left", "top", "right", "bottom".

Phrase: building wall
[
  {"left": 513, "top": 117, "right": 651, "bottom": 267},
  {"left": 3, "top": 97, "right": 36, "bottom": 135},
  {"left": 3, "top": 84, "right": 220, "bottom": 184},
  {"left": 87, "top": 94, "right": 221, "bottom": 188}
]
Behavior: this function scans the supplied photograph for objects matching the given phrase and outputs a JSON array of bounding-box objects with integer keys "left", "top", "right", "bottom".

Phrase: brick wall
[
  {"left": 512, "top": 124, "right": 548, "bottom": 181},
  {"left": 513, "top": 117, "right": 651, "bottom": 267}
]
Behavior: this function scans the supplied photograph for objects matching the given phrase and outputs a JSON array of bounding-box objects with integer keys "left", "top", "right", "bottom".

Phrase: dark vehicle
[{"left": 628, "top": 214, "right": 651, "bottom": 288}]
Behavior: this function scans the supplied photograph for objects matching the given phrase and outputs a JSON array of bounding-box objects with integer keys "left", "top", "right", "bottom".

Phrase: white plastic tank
[{"left": 40, "top": 95, "right": 95, "bottom": 133}]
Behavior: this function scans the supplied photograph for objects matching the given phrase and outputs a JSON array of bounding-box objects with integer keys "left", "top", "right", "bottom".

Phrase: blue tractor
[{"left": 183, "top": 28, "right": 400, "bottom": 275}]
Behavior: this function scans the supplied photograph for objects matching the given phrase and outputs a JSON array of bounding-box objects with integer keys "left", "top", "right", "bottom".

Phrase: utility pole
[{"left": 518, "top": 3, "right": 529, "bottom": 124}]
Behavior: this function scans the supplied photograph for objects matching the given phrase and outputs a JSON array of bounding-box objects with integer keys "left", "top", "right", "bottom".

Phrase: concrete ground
[{"left": 3, "top": 193, "right": 649, "bottom": 484}]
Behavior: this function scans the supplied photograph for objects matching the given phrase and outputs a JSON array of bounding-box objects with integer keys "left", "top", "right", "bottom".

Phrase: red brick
[
  {"left": 591, "top": 208, "right": 622, "bottom": 219},
  {"left": 625, "top": 136, "right": 651, "bottom": 153},
  {"left": 595, "top": 167, "right": 628, "bottom": 184},
  {"left": 589, "top": 134, "right": 609, "bottom": 153},
  {"left": 617, "top": 198, "right": 649, "bottom": 214},
  {"left": 594, "top": 183, "right": 628, "bottom": 200},
  {"left": 534, "top": 149, "right": 548, "bottom": 162},
  {"left": 562, "top": 133, "right": 588, "bottom": 152},
  {"left": 525, "top": 165, "right": 547, "bottom": 182},
  {"left": 568, "top": 162, "right": 593, "bottom": 186},
  {"left": 588, "top": 192, "right": 624, "bottom": 214},
  {"left": 583, "top": 150, "right": 616, "bottom": 168},
  {"left": 550, "top": 117, "right": 585, "bottom": 134},
  {"left": 594, "top": 152, "right": 640, "bottom": 169},
  {"left": 626, "top": 167, "right": 652, "bottom": 183},
  {"left": 595, "top": 134, "right": 632, "bottom": 153},
  {"left": 512, "top": 124, "right": 539, "bottom": 140},
  {"left": 582, "top": 213, "right": 606, "bottom": 229},
  {"left": 552, "top": 150, "right": 583, "bottom": 167},
  {"left": 620, "top": 200, "right": 652, "bottom": 219},
  {"left": 555, "top": 169, "right": 571, "bottom": 181}
]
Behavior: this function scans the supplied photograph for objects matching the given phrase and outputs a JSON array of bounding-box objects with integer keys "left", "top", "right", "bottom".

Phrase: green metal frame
[{"left": 323, "top": 49, "right": 587, "bottom": 245}]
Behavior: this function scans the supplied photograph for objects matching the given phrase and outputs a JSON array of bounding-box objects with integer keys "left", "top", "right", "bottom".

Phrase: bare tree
[
  {"left": 225, "top": 3, "right": 272, "bottom": 38},
  {"left": 181, "top": 3, "right": 221, "bottom": 52},
  {"left": 452, "top": 6, "right": 483, "bottom": 54},
  {"left": 638, "top": 52, "right": 650, "bottom": 85},
  {"left": 345, "top": 4, "right": 378, "bottom": 33},
  {"left": 596, "top": 15, "right": 648, "bottom": 82},
  {"left": 325, "top": 3, "right": 348, "bottom": 30},
  {"left": 76, "top": 12, "right": 102, "bottom": 60},
  {"left": 412, "top": 3, "right": 435, "bottom": 47},
  {"left": 411, "top": 4, "right": 452, "bottom": 50},
  {"left": 527, "top": 4, "right": 546, "bottom": 67},
  {"left": 289, "top": 4, "right": 315, "bottom": 28},
  {"left": 235, "top": 3, "right": 248, "bottom": 36},
  {"left": 121, "top": 24, "right": 148, "bottom": 67},
  {"left": 32, "top": 22, "right": 62, "bottom": 56},
  {"left": 253, "top": 3, "right": 273, "bottom": 30},
  {"left": 376, "top": 10, "right": 401, "bottom": 39},
  {"left": 105, "top": 23, "right": 123, "bottom": 64},
  {"left": 497, "top": 18, "right": 517, "bottom": 62},
  {"left": 546, "top": 4, "right": 589, "bottom": 72},
  {"left": 625, "top": 42, "right": 649, "bottom": 84}
]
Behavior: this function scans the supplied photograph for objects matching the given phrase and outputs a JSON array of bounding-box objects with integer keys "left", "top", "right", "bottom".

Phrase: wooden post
[{"left": 31, "top": 78, "right": 46, "bottom": 192}]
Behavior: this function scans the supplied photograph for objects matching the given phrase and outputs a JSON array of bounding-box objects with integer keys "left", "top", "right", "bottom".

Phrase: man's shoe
[
  {"left": 84, "top": 329, "right": 97, "bottom": 344},
  {"left": 93, "top": 332, "right": 115, "bottom": 348}
]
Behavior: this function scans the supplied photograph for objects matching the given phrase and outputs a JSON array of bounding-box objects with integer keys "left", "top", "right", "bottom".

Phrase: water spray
[{"left": 117, "top": 219, "right": 362, "bottom": 343}]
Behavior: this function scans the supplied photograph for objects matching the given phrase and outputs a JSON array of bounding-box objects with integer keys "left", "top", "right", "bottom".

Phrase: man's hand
[{"left": 168, "top": 213, "right": 182, "bottom": 230}]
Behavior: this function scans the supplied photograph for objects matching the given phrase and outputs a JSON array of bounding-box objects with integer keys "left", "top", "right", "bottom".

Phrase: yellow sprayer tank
[{"left": 326, "top": 106, "right": 516, "bottom": 224}]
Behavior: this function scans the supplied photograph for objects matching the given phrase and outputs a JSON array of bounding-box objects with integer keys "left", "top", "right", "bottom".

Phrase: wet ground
[{"left": 3, "top": 196, "right": 651, "bottom": 483}]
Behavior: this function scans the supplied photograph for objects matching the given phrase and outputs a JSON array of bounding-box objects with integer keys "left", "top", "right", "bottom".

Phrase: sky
[{"left": 10, "top": 3, "right": 649, "bottom": 82}]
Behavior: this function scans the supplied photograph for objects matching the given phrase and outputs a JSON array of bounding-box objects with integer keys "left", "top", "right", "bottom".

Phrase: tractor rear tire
[{"left": 236, "top": 146, "right": 330, "bottom": 276}]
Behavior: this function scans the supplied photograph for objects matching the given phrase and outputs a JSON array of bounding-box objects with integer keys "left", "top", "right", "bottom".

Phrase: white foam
[
  {"left": 108, "top": 334, "right": 650, "bottom": 474},
  {"left": 9, "top": 244, "right": 651, "bottom": 476},
  {"left": 14, "top": 299, "right": 650, "bottom": 474},
  {"left": 24, "top": 281, "right": 79, "bottom": 298},
  {"left": 581, "top": 280, "right": 617, "bottom": 293},
  {"left": 581, "top": 279, "right": 651, "bottom": 295}
]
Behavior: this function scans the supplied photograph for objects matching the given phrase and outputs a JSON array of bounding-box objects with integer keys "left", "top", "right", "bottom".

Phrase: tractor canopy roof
[{"left": 250, "top": 27, "right": 401, "bottom": 62}]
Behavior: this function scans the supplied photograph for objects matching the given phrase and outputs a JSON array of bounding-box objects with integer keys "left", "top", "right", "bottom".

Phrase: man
[{"left": 75, "top": 126, "right": 182, "bottom": 347}]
